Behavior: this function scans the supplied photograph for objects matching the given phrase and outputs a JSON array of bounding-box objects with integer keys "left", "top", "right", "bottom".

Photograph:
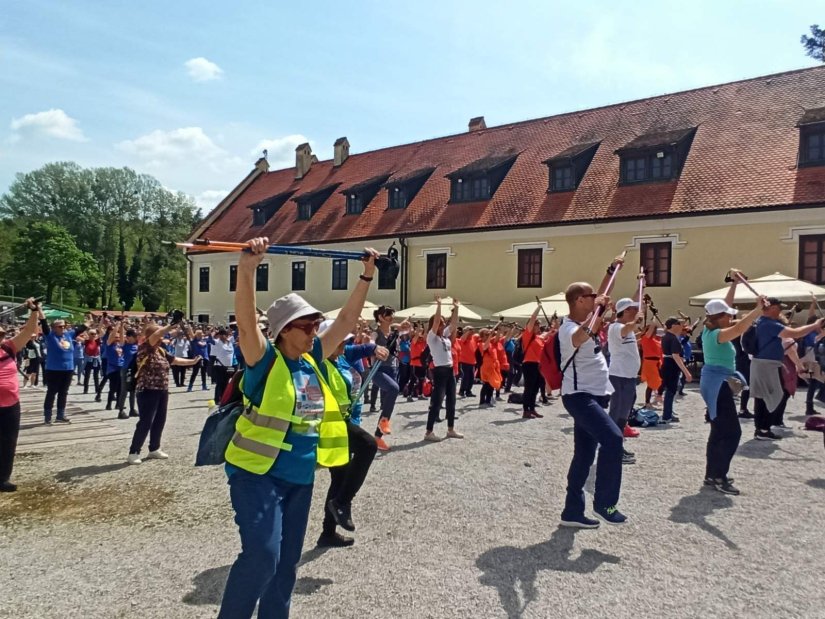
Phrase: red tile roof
[{"left": 199, "top": 66, "right": 825, "bottom": 246}]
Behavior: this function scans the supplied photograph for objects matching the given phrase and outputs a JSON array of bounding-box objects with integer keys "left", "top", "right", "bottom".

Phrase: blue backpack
[{"left": 629, "top": 407, "right": 660, "bottom": 428}]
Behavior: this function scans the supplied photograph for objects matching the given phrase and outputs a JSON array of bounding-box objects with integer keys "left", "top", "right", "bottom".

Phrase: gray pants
[
  {"left": 117, "top": 367, "right": 136, "bottom": 413},
  {"left": 608, "top": 375, "right": 637, "bottom": 427}
]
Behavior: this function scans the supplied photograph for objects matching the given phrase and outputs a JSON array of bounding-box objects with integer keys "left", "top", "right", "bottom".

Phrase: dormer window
[
  {"left": 616, "top": 128, "right": 696, "bottom": 185},
  {"left": 386, "top": 167, "right": 435, "bottom": 210},
  {"left": 798, "top": 107, "right": 825, "bottom": 167},
  {"left": 249, "top": 191, "right": 294, "bottom": 227},
  {"left": 447, "top": 153, "right": 517, "bottom": 204},
  {"left": 292, "top": 183, "right": 340, "bottom": 221},
  {"left": 340, "top": 175, "right": 390, "bottom": 216},
  {"left": 544, "top": 142, "right": 600, "bottom": 192}
]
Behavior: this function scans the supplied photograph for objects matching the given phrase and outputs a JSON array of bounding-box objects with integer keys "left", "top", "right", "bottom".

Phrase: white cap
[
  {"left": 704, "top": 299, "right": 738, "bottom": 316},
  {"left": 317, "top": 318, "right": 353, "bottom": 341},
  {"left": 615, "top": 298, "right": 640, "bottom": 313},
  {"left": 266, "top": 293, "right": 323, "bottom": 337}
]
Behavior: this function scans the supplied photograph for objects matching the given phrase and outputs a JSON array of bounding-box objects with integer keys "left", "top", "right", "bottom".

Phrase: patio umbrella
[
  {"left": 323, "top": 300, "right": 380, "bottom": 321},
  {"left": 689, "top": 272, "right": 825, "bottom": 306},
  {"left": 395, "top": 297, "right": 494, "bottom": 322},
  {"left": 494, "top": 293, "right": 568, "bottom": 321}
]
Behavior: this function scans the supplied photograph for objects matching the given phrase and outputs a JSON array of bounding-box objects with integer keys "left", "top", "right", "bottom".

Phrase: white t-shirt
[
  {"left": 558, "top": 317, "right": 613, "bottom": 396},
  {"left": 213, "top": 339, "right": 235, "bottom": 367},
  {"left": 607, "top": 322, "right": 640, "bottom": 379},
  {"left": 426, "top": 331, "right": 453, "bottom": 367}
]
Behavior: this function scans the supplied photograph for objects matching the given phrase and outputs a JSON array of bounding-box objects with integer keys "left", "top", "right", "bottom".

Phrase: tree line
[{"left": 0, "top": 162, "right": 201, "bottom": 311}]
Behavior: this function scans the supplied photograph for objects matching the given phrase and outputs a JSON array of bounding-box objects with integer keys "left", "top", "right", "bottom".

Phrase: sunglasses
[
  {"left": 578, "top": 294, "right": 598, "bottom": 300},
  {"left": 287, "top": 319, "right": 323, "bottom": 335}
]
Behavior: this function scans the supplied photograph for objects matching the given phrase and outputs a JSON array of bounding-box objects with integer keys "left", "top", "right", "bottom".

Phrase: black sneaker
[
  {"left": 755, "top": 430, "right": 782, "bottom": 440},
  {"left": 559, "top": 513, "right": 600, "bottom": 529},
  {"left": 738, "top": 410, "right": 754, "bottom": 419},
  {"left": 594, "top": 505, "right": 627, "bottom": 525},
  {"left": 55, "top": 417, "right": 71, "bottom": 424},
  {"left": 623, "top": 448, "right": 635, "bottom": 457},
  {"left": 118, "top": 412, "right": 129, "bottom": 420},
  {"left": 94, "top": 394, "right": 101, "bottom": 402},
  {"left": 316, "top": 531, "right": 355, "bottom": 548},
  {"left": 670, "top": 416, "right": 681, "bottom": 423},
  {"left": 43, "top": 419, "right": 52, "bottom": 426},
  {"left": 0, "top": 481, "right": 17, "bottom": 492},
  {"left": 327, "top": 499, "right": 355, "bottom": 532},
  {"left": 129, "top": 410, "right": 139, "bottom": 418},
  {"left": 622, "top": 452, "right": 636, "bottom": 465},
  {"left": 713, "top": 478, "right": 740, "bottom": 495}
]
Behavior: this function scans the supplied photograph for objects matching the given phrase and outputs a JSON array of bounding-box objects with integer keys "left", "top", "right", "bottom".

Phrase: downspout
[
  {"left": 184, "top": 252, "right": 194, "bottom": 319},
  {"left": 398, "top": 237, "right": 408, "bottom": 309}
]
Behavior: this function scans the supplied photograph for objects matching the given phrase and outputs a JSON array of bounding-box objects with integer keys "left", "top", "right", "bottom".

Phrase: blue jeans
[
  {"left": 219, "top": 472, "right": 313, "bottom": 619},
  {"left": 561, "top": 393, "right": 623, "bottom": 516},
  {"left": 372, "top": 365, "right": 399, "bottom": 420}
]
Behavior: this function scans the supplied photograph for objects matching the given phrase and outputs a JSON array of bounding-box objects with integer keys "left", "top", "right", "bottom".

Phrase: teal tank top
[{"left": 701, "top": 328, "right": 735, "bottom": 370}]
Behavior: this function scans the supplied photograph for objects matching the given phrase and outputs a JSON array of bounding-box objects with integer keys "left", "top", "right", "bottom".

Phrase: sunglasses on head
[{"left": 287, "top": 318, "right": 323, "bottom": 335}]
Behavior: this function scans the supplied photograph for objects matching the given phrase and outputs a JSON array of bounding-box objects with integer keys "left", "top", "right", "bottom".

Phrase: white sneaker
[
  {"left": 127, "top": 453, "right": 142, "bottom": 465},
  {"left": 145, "top": 450, "right": 169, "bottom": 460}
]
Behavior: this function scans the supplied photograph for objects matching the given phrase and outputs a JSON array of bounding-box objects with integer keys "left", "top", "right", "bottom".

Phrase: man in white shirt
[
  {"left": 558, "top": 256, "right": 626, "bottom": 528},
  {"left": 608, "top": 297, "right": 642, "bottom": 464}
]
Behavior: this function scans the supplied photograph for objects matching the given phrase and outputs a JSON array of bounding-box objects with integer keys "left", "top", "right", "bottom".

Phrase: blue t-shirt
[
  {"left": 73, "top": 341, "right": 84, "bottom": 361},
  {"left": 334, "top": 343, "right": 376, "bottom": 425},
  {"left": 398, "top": 339, "right": 411, "bottom": 365},
  {"left": 191, "top": 338, "right": 209, "bottom": 360},
  {"left": 755, "top": 317, "right": 785, "bottom": 361},
  {"left": 504, "top": 338, "right": 516, "bottom": 354},
  {"left": 105, "top": 342, "right": 124, "bottom": 373},
  {"left": 226, "top": 337, "right": 325, "bottom": 485},
  {"left": 680, "top": 335, "right": 693, "bottom": 363},
  {"left": 44, "top": 325, "right": 76, "bottom": 371},
  {"left": 123, "top": 343, "right": 139, "bottom": 369}
]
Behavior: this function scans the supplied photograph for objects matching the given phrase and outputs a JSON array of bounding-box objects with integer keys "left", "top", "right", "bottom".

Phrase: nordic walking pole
[
  {"left": 729, "top": 270, "right": 769, "bottom": 308},
  {"left": 586, "top": 251, "right": 627, "bottom": 331},
  {"left": 535, "top": 296, "right": 552, "bottom": 326}
]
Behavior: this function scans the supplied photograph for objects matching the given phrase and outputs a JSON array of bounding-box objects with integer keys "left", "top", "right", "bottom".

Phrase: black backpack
[
  {"left": 512, "top": 338, "right": 526, "bottom": 365},
  {"left": 741, "top": 319, "right": 760, "bottom": 356},
  {"left": 419, "top": 346, "right": 432, "bottom": 368},
  {"left": 816, "top": 339, "right": 825, "bottom": 370}
]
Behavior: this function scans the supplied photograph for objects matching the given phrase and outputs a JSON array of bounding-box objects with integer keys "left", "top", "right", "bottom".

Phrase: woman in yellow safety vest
[{"left": 218, "top": 237, "right": 379, "bottom": 619}]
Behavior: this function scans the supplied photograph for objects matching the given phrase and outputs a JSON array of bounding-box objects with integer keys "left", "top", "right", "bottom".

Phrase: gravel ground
[{"left": 2, "top": 379, "right": 825, "bottom": 619}]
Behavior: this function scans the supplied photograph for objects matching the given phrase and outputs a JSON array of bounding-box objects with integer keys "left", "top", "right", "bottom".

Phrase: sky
[{"left": 1, "top": 0, "right": 822, "bottom": 212}]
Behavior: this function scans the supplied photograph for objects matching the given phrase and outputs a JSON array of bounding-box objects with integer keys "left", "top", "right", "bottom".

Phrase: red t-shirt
[
  {"left": 452, "top": 341, "right": 461, "bottom": 373},
  {"left": 410, "top": 339, "right": 426, "bottom": 367},
  {"left": 0, "top": 342, "right": 19, "bottom": 407},
  {"left": 84, "top": 339, "right": 100, "bottom": 356},
  {"left": 495, "top": 339, "right": 509, "bottom": 369},
  {"left": 459, "top": 334, "right": 479, "bottom": 365},
  {"left": 521, "top": 330, "right": 545, "bottom": 364}
]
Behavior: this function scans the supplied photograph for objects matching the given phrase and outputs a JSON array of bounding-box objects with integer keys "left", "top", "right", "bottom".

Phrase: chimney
[
  {"left": 333, "top": 137, "right": 350, "bottom": 167},
  {"left": 295, "top": 143, "right": 313, "bottom": 179},
  {"left": 468, "top": 116, "right": 487, "bottom": 132},
  {"left": 254, "top": 156, "right": 270, "bottom": 173}
]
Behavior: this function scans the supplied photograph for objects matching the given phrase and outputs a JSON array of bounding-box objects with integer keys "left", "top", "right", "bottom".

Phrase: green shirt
[{"left": 701, "top": 328, "right": 735, "bottom": 370}]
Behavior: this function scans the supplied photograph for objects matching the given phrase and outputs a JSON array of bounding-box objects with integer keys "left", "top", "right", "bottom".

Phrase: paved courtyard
[{"left": 2, "top": 379, "right": 824, "bottom": 618}]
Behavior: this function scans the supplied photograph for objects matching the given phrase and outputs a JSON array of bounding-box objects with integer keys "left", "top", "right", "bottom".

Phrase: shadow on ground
[
  {"left": 183, "top": 547, "right": 332, "bottom": 606},
  {"left": 54, "top": 462, "right": 130, "bottom": 484},
  {"left": 476, "top": 527, "right": 620, "bottom": 619},
  {"left": 669, "top": 487, "right": 739, "bottom": 550},
  {"left": 806, "top": 478, "right": 825, "bottom": 490},
  {"left": 737, "top": 439, "right": 818, "bottom": 463}
]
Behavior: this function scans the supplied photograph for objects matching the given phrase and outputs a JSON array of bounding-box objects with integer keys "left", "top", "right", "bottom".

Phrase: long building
[{"left": 187, "top": 66, "right": 825, "bottom": 323}]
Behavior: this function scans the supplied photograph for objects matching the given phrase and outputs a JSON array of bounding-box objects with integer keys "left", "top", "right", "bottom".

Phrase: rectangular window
[
  {"left": 346, "top": 194, "right": 363, "bottom": 215},
  {"left": 651, "top": 153, "right": 673, "bottom": 179},
  {"left": 292, "top": 261, "right": 306, "bottom": 291},
  {"left": 389, "top": 186, "right": 407, "bottom": 209},
  {"left": 378, "top": 263, "right": 396, "bottom": 289},
  {"left": 297, "top": 202, "right": 312, "bottom": 220},
  {"left": 332, "top": 259, "right": 348, "bottom": 290},
  {"left": 452, "top": 176, "right": 491, "bottom": 202},
  {"left": 196, "top": 313, "right": 210, "bottom": 324},
  {"left": 229, "top": 265, "right": 237, "bottom": 292},
  {"left": 252, "top": 208, "right": 266, "bottom": 227},
  {"left": 802, "top": 130, "right": 825, "bottom": 165},
  {"left": 198, "top": 266, "right": 210, "bottom": 292},
  {"left": 551, "top": 165, "right": 574, "bottom": 191},
  {"left": 256, "top": 263, "right": 269, "bottom": 292},
  {"left": 640, "top": 242, "right": 672, "bottom": 287},
  {"left": 517, "top": 248, "right": 543, "bottom": 288},
  {"left": 624, "top": 157, "right": 648, "bottom": 183},
  {"left": 426, "top": 253, "right": 447, "bottom": 289},
  {"left": 228, "top": 314, "right": 236, "bottom": 323},
  {"left": 799, "top": 234, "right": 825, "bottom": 284}
]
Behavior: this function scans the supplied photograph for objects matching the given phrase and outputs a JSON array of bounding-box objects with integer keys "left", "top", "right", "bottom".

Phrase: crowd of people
[{"left": 2, "top": 239, "right": 825, "bottom": 617}]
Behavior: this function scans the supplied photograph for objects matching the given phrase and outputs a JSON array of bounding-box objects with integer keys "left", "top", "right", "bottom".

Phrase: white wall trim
[
  {"left": 780, "top": 225, "right": 825, "bottom": 244},
  {"left": 506, "top": 241, "right": 555, "bottom": 254},
  {"left": 624, "top": 233, "right": 687, "bottom": 251},
  {"left": 416, "top": 246, "right": 456, "bottom": 259}
]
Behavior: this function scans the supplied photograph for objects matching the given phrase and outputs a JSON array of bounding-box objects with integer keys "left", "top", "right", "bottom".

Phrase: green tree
[
  {"left": 116, "top": 235, "right": 129, "bottom": 309},
  {"left": 126, "top": 240, "right": 143, "bottom": 311},
  {"left": 74, "top": 253, "right": 104, "bottom": 308},
  {"left": 802, "top": 24, "right": 825, "bottom": 62},
  {"left": 5, "top": 221, "right": 88, "bottom": 303}
]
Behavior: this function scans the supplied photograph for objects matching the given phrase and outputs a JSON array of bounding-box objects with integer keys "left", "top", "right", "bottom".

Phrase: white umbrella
[
  {"left": 689, "top": 272, "right": 825, "bottom": 306},
  {"left": 494, "top": 293, "right": 568, "bottom": 321},
  {"left": 395, "top": 297, "right": 494, "bottom": 322},
  {"left": 324, "top": 300, "right": 380, "bottom": 321}
]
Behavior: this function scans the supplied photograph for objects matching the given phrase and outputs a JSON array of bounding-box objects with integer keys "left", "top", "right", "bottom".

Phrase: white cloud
[
  {"left": 184, "top": 57, "right": 224, "bottom": 82},
  {"left": 9, "top": 109, "right": 87, "bottom": 142},
  {"left": 251, "top": 134, "right": 310, "bottom": 168},
  {"left": 194, "top": 189, "right": 228, "bottom": 210}
]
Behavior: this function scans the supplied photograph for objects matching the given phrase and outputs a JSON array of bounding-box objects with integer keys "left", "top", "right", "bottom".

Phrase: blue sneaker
[
  {"left": 594, "top": 505, "right": 627, "bottom": 525},
  {"left": 559, "top": 513, "right": 600, "bottom": 529}
]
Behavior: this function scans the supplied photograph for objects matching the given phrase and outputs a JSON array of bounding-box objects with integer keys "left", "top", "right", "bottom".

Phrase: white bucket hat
[{"left": 266, "top": 293, "right": 323, "bottom": 337}]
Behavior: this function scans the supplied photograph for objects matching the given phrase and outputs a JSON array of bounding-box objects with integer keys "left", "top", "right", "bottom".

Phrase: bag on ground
[{"left": 628, "top": 407, "right": 660, "bottom": 427}]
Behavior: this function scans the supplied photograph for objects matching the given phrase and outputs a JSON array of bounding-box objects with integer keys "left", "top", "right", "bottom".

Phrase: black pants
[
  {"left": 522, "top": 362, "right": 541, "bottom": 413},
  {"left": 480, "top": 382, "right": 494, "bottom": 405},
  {"left": 172, "top": 365, "right": 187, "bottom": 387},
  {"left": 459, "top": 362, "right": 475, "bottom": 396},
  {"left": 83, "top": 361, "right": 100, "bottom": 394},
  {"left": 427, "top": 366, "right": 457, "bottom": 431},
  {"left": 98, "top": 358, "right": 109, "bottom": 394},
  {"left": 213, "top": 366, "right": 233, "bottom": 402},
  {"left": 408, "top": 366, "right": 425, "bottom": 397},
  {"left": 105, "top": 370, "right": 120, "bottom": 408},
  {"left": 736, "top": 358, "right": 751, "bottom": 412},
  {"left": 130, "top": 389, "right": 169, "bottom": 454},
  {"left": 117, "top": 368, "right": 136, "bottom": 413},
  {"left": 0, "top": 402, "right": 21, "bottom": 483},
  {"left": 322, "top": 421, "right": 378, "bottom": 534},
  {"left": 754, "top": 368, "right": 788, "bottom": 431},
  {"left": 705, "top": 382, "right": 742, "bottom": 480},
  {"left": 505, "top": 363, "right": 521, "bottom": 391},
  {"left": 188, "top": 360, "right": 208, "bottom": 389},
  {"left": 397, "top": 363, "right": 412, "bottom": 397},
  {"left": 43, "top": 369, "right": 73, "bottom": 421}
]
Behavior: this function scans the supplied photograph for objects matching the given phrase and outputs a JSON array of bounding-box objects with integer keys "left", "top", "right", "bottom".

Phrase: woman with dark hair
[
  {"left": 699, "top": 273, "right": 765, "bottom": 494},
  {"left": 424, "top": 297, "right": 463, "bottom": 441},
  {"left": 218, "top": 236, "right": 376, "bottom": 618},
  {"left": 521, "top": 306, "right": 547, "bottom": 419},
  {"left": 186, "top": 327, "right": 211, "bottom": 392},
  {"left": 478, "top": 328, "right": 501, "bottom": 408},
  {"left": 0, "top": 299, "right": 43, "bottom": 491},
  {"left": 370, "top": 305, "right": 408, "bottom": 452}
]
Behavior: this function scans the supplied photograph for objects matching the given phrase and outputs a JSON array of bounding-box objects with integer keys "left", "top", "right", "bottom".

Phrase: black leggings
[
  {"left": 397, "top": 363, "right": 412, "bottom": 397},
  {"left": 706, "top": 382, "right": 742, "bottom": 480},
  {"left": 409, "top": 366, "right": 425, "bottom": 398},
  {"left": 522, "top": 362, "right": 540, "bottom": 412},
  {"left": 43, "top": 370, "right": 73, "bottom": 420},
  {"left": 754, "top": 368, "right": 789, "bottom": 431},
  {"left": 322, "top": 421, "right": 378, "bottom": 534},
  {"left": 106, "top": 370, "right": 120, "bottom": 408},
  {"left": 130, "top": 389, "right": 169, "bottom": 454},
  {"left": 83, "top": 361, "right": 100, "bottom": 393},
  {"left": 480, "top": 382, "right": 494, "bottom": 405},
  {"left": 0, "top": 402, "right": 21, "bottom": 483},
  {"left": 213, "top": 366, "right": 233, "bottom": 403},
  {"left": 172, "top": 366, "right": 187, "bottom": 387},
  {"left": 427, "top": 366, "right": 457, "bottom": 431},
  {"left": 459, "top": 362, "right": 475, "bottom": 396},
  {"left": 188, "top": 360, "right": 208, "bottom": 389}
]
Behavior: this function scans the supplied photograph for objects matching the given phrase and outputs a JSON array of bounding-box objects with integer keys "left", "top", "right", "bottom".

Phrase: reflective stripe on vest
[
  {"left": 323, "top": 359, "right": 351, "bottom": 410},
  {"left": 224, "top": 349, "right": 349, "bottom": 475}
]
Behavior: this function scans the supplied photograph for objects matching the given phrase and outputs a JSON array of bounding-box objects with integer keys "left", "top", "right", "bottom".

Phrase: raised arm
[
  {"left": 525, "top": 305, "right": 540, "bottom": 334},
  {"left": 448, "top": 299, "right": 460, "bottom": 342},
  {"left": 597, "top": 254, "right": 625, "bottom": 296},
  {"left": 235, "top": 237, "right": 269, "bottom": 367},
  {"left": 11, "top": 299, "right": 43, "bottom": 351},
  {"left": 429, "top": 297, "right": 443, "bottom": 337},
  {"left": 717, "top": 299, "right": 766, "bottom": 343},
  {"left": 724, "top": 271, "right": 739, "bottom": 308}
]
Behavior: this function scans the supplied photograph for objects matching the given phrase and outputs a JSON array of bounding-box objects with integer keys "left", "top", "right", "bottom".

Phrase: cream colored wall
[{"left": 189, "top": 207, "right": 825, "bottom": 323}]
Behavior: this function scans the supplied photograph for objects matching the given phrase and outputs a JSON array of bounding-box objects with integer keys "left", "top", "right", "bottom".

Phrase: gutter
[
  {"left": 184, "top": 252, "right": 194, "bottom": 320},
  {"left": 399, "top": 237, "right": 408, "bottom": 309}
]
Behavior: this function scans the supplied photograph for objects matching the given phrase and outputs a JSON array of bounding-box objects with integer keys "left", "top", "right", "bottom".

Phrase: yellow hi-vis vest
[
  {"left": 323, "top": 358, "right": 352, "bottom": 417},
  {"left": 224, "top": 351, "right": 349, "bottom": 475}
]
